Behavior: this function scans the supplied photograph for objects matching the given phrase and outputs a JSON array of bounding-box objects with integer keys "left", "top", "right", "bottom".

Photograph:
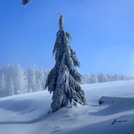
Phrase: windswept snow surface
[{"left": 0, "top": 80, "right": 134, "bottom": 134}]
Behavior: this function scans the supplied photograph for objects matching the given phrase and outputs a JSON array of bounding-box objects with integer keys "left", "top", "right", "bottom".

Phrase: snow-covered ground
[{"left": 0, "top": 80, "right": 134, "bottom": 134}]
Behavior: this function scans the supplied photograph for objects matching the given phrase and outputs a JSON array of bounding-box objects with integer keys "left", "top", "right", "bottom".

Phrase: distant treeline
[
  {"left": 81, "top": 73, "right": 134, "bottom": 84},
  {"left": 0, "top": 64, "right": 133, "bottom": 97}
]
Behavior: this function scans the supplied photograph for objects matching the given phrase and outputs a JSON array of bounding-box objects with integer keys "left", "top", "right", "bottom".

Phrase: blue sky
[{"left": 0, "top": 0, "right": 134, "bottom": 74}]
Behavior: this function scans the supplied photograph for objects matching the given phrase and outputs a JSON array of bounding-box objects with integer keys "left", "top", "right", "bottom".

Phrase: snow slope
[{"left": 0, "top": 80, "right": 134, "bottom": 134}]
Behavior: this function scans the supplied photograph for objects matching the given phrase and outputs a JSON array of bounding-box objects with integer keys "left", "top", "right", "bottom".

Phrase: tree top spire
[{"left": 57, "top": 13, "right": 64, "bottom": 31}]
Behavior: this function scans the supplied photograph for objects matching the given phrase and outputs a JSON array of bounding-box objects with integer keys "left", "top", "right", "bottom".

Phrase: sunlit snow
[{"left": 0, "top": 80, "right": 134, "bottom": 134}]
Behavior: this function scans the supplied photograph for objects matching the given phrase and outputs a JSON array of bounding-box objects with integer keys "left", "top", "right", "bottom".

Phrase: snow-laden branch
[{"left": 22, "top": 0, "right": 32, "bottom": 6}]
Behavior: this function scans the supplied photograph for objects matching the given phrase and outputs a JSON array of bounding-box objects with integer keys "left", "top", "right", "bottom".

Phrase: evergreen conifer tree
[
  {"left": 45, "top": 15, "right": 86, "bottom": 112},
  {"left": 22, "top": 0, "right": 32, "bottom": 6}
]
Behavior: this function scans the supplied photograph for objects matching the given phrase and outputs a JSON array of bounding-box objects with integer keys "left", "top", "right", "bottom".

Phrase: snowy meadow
[{"left": 0, "top": 80, "right": 134, "bottom": 134}]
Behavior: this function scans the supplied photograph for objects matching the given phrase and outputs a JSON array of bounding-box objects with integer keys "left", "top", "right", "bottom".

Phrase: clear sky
[{"left": 0, "top": 0, "right": 134, "bottom": 75}]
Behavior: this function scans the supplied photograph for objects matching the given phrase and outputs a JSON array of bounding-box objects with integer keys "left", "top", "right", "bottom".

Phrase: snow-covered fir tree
[
  {"left": 90, "top": 74, "right": 98, "bottom": 83},
  {"left": 45, "top": 15, "right": 86, "bottom": 112},
  {"left": 0, "top": 72, "right": 6, "bottom": 97},
  {"left": 8, "top": 78, "right": 14, "bottom": 95},
  {"left": 12, "top": 64, "right": 26, "bottom": 94},
  {"left": 27, "top": 67, "right": 36, "bottom": 92},
  {"left": 22, "top": 0, "right": 32, "bottom": 6}
]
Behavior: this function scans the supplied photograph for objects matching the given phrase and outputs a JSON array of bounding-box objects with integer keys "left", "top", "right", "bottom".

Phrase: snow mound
[
  {"left": 0, "top": 91, "right": 51, "bottom": 122},
  {"left": 98, "top": 96, "right": 134, "bottom": 115}
]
